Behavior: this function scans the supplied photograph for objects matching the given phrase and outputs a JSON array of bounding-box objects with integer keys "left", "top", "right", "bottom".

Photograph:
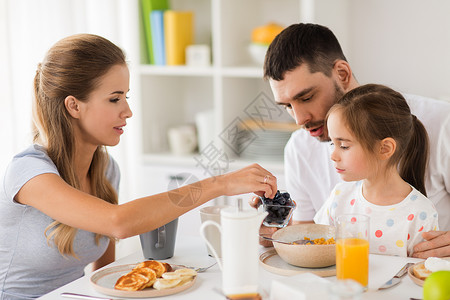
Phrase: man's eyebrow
[
  {"left": 275, "top": 87, "right": 315, "bottom": 106},
  {"left": 292, "top": 87, "right": 314, "bottom": 100}
]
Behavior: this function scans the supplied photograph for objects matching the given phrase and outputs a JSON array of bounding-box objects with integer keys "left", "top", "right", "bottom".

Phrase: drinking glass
[{"left": 336, "top": 214, "right": 370, "bottom": 291}]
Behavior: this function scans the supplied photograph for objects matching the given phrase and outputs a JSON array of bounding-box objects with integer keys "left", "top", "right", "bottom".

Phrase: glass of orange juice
[{"left": 336, "top": 214, "right": 370, "bottom": 291}]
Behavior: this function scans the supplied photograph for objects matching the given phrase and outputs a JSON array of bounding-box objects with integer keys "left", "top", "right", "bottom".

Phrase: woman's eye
[{"left": 110, "top": 98, "right": 120, "bottom": 103}]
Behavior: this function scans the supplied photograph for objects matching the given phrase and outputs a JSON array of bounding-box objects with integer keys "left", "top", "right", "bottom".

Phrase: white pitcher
[{"left": 200, "top": 207, "right": 267, "bottom": 297}]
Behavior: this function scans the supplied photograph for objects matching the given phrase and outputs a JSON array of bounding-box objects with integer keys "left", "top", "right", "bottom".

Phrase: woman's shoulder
[
  {"left": 2, "top": 145, "right": 59, "bottom": 202},
  {"left": 9, "top": 144, "right": 58, "bottom": 173}
]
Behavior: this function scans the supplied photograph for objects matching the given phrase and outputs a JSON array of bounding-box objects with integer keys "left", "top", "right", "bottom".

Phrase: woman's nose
[{"left": 123, "top": 102, "right": 133, "bottom": 119}]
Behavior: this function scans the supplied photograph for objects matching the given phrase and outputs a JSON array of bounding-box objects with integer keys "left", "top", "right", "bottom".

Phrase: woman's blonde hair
[{"left": 32, "top": 34, "right": 125, "bottom": 257}]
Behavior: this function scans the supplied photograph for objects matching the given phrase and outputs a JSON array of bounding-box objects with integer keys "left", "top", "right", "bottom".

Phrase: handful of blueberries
[{"left": 260, "top": 190, "right": 296, "bottom": 228}]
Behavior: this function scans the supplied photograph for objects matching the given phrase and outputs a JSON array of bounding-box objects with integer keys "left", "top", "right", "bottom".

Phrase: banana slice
[
  {"left": 178, "top": 275, "right": 194, "bottom": 285},
  {"left": 161, "top": 271, "right": 181, "bottom": 280},
  {"left": 174, "top": 268, "right": 197, "bottom": 277},
  {"left": 153, "top": 278, "right": 182, "bottom": 290}
]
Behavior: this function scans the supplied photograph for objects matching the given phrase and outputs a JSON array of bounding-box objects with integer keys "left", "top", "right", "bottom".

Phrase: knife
[
  {"left": 378, "top": 262, "right": 415, "bottom": 290},
  {"left": 61, "top": 292, "right": 118, "bottom": 300}
]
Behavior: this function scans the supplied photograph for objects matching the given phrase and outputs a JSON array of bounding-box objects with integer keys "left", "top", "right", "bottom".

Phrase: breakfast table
[{"left": 38, "top": 234, "right": 425, "bottom": 300}]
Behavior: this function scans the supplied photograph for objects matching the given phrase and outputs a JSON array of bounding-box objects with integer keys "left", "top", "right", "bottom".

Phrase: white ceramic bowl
[
  {"left": 248, "top": 43, "right": 268, "bottom": 66},
  {"left": 272, "top": 224, "right": 336, "bottom": 268}
]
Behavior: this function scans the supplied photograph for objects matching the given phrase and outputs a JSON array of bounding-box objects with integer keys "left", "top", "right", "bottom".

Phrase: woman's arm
[
  {"left": 92, "top": 239, "right": 115, "bottom": 271},
  {"left": 16, "top": 164, "right": 276, "bottom": 239}
]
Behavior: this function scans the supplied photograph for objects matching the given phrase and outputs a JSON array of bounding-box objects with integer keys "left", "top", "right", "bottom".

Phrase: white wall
[{"left": 312, "top": 0, "right": 450, "bottom": 101}]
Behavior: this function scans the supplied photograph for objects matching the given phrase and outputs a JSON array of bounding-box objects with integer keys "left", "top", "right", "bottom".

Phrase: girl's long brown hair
[
  {"left": 327, "top": 84, "right": 429, "bottom": 196},
  {"left": 33, "top": 34, "right": 125, "bottom": 256}
]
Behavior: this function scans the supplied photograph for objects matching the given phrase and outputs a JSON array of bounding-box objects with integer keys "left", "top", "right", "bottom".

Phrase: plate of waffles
[{"left": 90, "top": 260, "right": 197, "bottom": 298}]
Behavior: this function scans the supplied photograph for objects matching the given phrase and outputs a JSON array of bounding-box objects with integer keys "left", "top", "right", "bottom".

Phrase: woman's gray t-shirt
[{"left": 0, "top": 145, "right": 120, "bottom": 300}]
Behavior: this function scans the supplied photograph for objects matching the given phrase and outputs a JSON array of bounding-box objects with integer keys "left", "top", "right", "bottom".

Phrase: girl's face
[
  {"left": 76, "top": 64, "right": 132, "bottom": 148},
  {"left": 327, "top": 110, "right": 373, "bottom": 181}
]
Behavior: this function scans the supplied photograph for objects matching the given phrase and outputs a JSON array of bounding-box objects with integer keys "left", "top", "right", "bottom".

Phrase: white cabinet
[
  {"left": 117, "top": 0, "right": 332, "bottom": 259},
  {"left": 125, "top": 0, "right": 308, "bottom": 175}
]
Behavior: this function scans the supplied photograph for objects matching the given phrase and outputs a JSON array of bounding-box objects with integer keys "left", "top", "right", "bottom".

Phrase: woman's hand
[{"left": 219, "top": 163, "right": 277, "bottom": 199}]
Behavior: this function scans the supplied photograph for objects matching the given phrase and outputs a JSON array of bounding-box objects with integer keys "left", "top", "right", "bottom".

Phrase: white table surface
[{"left": 38, "top": 235, "right": 424, "bottom": 300}]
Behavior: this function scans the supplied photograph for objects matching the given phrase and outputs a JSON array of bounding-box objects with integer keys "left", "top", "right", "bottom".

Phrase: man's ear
[
  {"left": 333, "top": 60, "right": 352, "bottom": 90},
  {"left": 64, "top": 96, "right": 81, "bottom": 118},
  {"left": 379, "top": 137, "right": 396, "bottom": 160}
]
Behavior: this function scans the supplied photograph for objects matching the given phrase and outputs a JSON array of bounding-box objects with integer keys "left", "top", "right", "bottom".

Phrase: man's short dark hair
[{"left": 264, "top": 23, "right": 347, "bottom": 81}]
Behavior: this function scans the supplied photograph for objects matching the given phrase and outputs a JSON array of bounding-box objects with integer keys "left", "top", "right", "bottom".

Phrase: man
[{"left": 259, "top": 23, "right": 450, "bottom": 258}]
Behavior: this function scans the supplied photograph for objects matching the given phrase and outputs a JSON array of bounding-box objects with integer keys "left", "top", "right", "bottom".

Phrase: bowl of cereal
[{"left": 271, "top": 224, "right": 336, "bottom": 268}]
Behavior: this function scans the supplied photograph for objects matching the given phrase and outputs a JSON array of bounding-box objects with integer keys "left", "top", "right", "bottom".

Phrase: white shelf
[
  {"left": 220, "top": 66, "right": 263, "bottom": 78},
  {"left": 140, "top": 65, "right": 215, "bottom": 76},
  {"left": 141, "top": 152, "right": 284, "bottom": 172},
  {"left": 125, "top": 0, "right": 314, "bottom": 194}
]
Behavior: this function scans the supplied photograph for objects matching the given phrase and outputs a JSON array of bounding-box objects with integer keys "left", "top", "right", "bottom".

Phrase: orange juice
[{"left": 336, "top": 238, "right": 369, "bottom": 288}]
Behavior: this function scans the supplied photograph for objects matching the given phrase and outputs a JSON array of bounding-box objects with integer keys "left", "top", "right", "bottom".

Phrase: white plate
[
  {"left": 407, "top": 257, "right": 450, "bottom": 287},
  {"left": 90, "top": 264, "right": 196, "bottom": 298},
  {"left": 260, "top": 249, "right": 336, "bottom": 277}
]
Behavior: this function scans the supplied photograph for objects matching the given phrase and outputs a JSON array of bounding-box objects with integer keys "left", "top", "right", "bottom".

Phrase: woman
[{"left": 0, "top": 34, "right": 277, "bottom": 299}]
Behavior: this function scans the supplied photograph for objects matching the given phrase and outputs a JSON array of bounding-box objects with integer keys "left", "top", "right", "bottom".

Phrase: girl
[
  {"left": 314, "top": 84, "right": 438, "bottom": 257},
  {"left": 0, "top": 34, "right": 277, "bottom": 299}
]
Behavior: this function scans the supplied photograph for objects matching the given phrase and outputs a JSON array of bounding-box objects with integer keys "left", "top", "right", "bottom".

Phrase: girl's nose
[{"left": 330, "top": 146, "right": 339, "bottom": 162}]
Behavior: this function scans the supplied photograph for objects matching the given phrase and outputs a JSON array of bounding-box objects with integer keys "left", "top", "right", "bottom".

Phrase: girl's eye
[{"left": 340, "top": 145, "right": 349, "bottom": 150}]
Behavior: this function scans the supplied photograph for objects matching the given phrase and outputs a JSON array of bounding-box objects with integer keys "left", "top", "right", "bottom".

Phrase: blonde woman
[{"left": 0, "top": 34, "right": 277, "bottom": 299}]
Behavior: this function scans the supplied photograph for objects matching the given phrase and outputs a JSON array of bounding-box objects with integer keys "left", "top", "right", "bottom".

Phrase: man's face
[{"left": 269, "top": 64, "right": 344, "bottom": 142}]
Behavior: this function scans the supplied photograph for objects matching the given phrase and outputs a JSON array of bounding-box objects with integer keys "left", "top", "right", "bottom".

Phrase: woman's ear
[
  {"left": 333, "top": 60, "right": 352, "bottom": 90},
  {"left": 379, "top": 137, "right": 396, "bottom": 160},
  {"left": 64, "top": 96, "right": 81, "bottom": 118}
]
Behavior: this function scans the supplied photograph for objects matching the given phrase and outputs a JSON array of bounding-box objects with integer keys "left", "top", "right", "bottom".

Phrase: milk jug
[{"left": 200, "top": 206, "right": 267, "bottom": 297}]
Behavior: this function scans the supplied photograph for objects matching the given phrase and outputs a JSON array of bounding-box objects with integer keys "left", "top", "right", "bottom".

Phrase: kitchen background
[{"left": 1, "top": 0, "right": 449, "bottom": 259}]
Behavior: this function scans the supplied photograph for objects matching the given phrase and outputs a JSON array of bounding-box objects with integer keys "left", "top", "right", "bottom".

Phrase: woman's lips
[
  {"left": 308, "top": 125, "right": 324, "bottom": 137},
  {"left": 114, "top": 126, "right": 124, "bottom": 134}
]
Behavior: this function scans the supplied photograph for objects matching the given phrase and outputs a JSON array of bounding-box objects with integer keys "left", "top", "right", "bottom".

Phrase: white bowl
[
  {"left": 248, "top": 44, "right": 268, "bottom": 66},
  {"left": 272, "top": 224, "right": 336, "bottom": 268}
]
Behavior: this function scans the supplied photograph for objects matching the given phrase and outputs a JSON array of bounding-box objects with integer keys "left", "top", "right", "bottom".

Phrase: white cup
[
  {"left": 195, "top": 110, "right": 215, "bottom": 152},
  {"left": 199, "top": 205, "right": 230, "bottom": 258},
  {"left": 168, "top": 125, "right": 197, "bottom": 155}
]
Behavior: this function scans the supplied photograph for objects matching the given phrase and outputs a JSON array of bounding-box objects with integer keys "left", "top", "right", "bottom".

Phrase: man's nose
[{"left": 292, "top": 105, "right": 311, "bottom": 126}]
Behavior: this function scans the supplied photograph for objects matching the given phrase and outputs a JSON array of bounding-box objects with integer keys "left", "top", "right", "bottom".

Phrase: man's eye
[
  {"left": 301, "top": 96, "right": 312, "bottom": 102},
  {"left": 283, "top": 104, "right": 292, "bottom": 110}
]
